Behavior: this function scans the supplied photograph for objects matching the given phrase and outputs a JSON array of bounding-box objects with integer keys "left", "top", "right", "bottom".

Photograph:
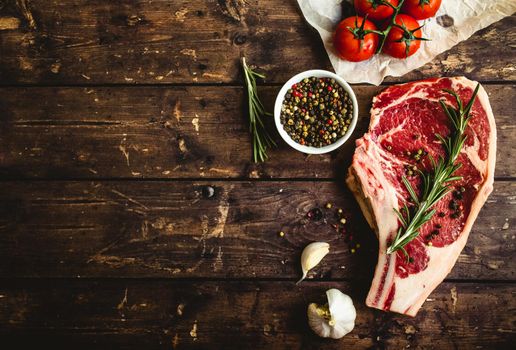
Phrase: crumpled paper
[{"left": 297, "top": 0, "right": 516, "bottom": 85}]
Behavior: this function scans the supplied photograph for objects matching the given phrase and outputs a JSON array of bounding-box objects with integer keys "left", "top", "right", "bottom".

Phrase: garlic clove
[
  {"left": 307, "top": 303, "right": 333, "bottom": 338},
  {"left": 326, "top": 289, "right": 356, "bottom": 336},
  {"left": 307, "top": 289, "right": 356, "bottom": 339},
  {"left": 296, "top": 242, "right": 330, "bottom": 284}
]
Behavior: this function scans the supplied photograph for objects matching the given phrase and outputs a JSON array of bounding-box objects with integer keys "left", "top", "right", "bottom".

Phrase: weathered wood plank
[
  {"left": 0, "top": 280, "right": 514, "bottom": 349},
  {"left": 0, "top": 1, "right": 514, "bottom": 84},
  {"left": 0, "top": 181, "right": 513, "bottom": 279},
  {"left": 1, "top": 84, "right": 514, "bottom": 179}
]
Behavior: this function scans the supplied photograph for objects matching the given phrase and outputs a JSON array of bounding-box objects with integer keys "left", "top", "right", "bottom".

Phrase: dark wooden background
[{"left": 0, "top": 1, "right": 514, "bottom": 349}]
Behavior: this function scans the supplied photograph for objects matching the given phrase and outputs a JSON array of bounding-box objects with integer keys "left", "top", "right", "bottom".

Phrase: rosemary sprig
[
  {"left": 242, "top": 57, "right": 276, "bottom": 162},
  {"left": 387, "top": 84, "right": 480, "bottom": 256}
]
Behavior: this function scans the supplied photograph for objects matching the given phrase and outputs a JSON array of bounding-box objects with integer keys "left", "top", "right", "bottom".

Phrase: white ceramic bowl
[{"left": 274, "top": 70, "right": 358, "bottom": 154}]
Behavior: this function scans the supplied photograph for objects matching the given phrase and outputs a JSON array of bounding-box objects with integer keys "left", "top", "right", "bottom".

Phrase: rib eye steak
[{"left": 346, "top": 77, "right": 496, "bottom": 316}]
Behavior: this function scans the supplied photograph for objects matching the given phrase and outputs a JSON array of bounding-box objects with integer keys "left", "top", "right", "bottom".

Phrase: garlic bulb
[
  {"left": 297, "top": 242, "right": 330, "bottom": 284},
  {"left": 307, "top": 289, "right": 356, "bottom": 339}
]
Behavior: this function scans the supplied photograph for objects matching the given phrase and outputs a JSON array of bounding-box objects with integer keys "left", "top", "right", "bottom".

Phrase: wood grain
[
  {"left": 0, "top": 1, "right": 514, "bottom": 84},
  {"left": 1, "top": 84, "right": 514, "bottom": 179},
  {"left": 0, "top": 180, "right": 513, "bottom": 280},
  {"left": 0, "top": 0, "right": 514, "bottom": 348},
  {"left": 0, "top": 279, "right": 514, "bottom": 349}
]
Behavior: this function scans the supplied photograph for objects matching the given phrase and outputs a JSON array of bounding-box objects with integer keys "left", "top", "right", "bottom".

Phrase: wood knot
[
  {"left": 126, "top": 15, "right": 143, "bottom": 26},
  {"left": 233, "top": 33, "right": 247, "bottom": 46}
]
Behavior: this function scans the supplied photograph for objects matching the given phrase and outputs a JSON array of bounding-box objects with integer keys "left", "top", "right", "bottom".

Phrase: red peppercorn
[
  {"left": 292, "top": 84, "right": 297, "bottom": 89},
  {"left": 300, "top": 139, "right": 305, "bottom": 145},
  {"left": 327, "top": 86, "right": 333, "bottom": 91},
  {"left": 327, "top": 120, "right": 333, "bottom": 125},
  {"left": 319, "top": 130, "right": 325, "bottom": 135},
  {"left": 308, "top": 92, "right": 313, "bottom": 97}
]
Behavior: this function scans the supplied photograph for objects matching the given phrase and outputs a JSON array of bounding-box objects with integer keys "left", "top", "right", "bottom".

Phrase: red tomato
[
  {"left": 402, "top": 0, "right": 442, "bottom": 20},
  {"left": 333, "top": 16, "right": 379, "bottom": 62},
  {"left": 354, "top": 0, "right": 399, "bottom": 21},
  {"left": 382, "top": 14, "right": 424, "bottom": 59}
]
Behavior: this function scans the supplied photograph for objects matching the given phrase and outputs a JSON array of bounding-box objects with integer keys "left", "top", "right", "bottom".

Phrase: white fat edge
[
  {"left": 450, "top": 77, "right": 492, "bottom": 179},
  {"left": 389, "top": 230, "right": 470, "bottom": 315},
  {"left": 354, "top": 136, "right": 402, "bottom": 308},
  {"left": 462, "top": 134, "right": 487, "bottom": 178},
  {"left": 355, "top": 136, "right": 401, "bottom": 240},
  {"left": 450, "top": 76, "right": 474, "bottom": 93}
]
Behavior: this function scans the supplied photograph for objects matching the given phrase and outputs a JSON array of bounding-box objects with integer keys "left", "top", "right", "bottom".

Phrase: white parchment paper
[{"left": 297, "top": 0, "right": 516, "bottom": 85}]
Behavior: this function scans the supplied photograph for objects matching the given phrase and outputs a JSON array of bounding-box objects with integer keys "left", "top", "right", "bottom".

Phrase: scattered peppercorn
[
  {"left": 428, "top": 230, "right": 440, "bottom": 240},
  {"left": 337, "top": 208, "right": 343, "bottom": 214},
  {"left": 307, "top": 207, "right": 323, "bottom": 221},
  {"left": 280, "top": 77, "right": 353, "bottom": 147},
  {"left": 279, "top": 231, "right": 285, "bottom": 237},
  {"left": 453, "top": 190, "right": 463, "bottom": 200},
  {"left": 202, "top": 186, "right": 215, "bottom": 198},
  {"left": 325, "top": 202, "right": 332, "bottom": 209},
  {"left": 340, "top": 218, "right": 347, "bottom": 224}
]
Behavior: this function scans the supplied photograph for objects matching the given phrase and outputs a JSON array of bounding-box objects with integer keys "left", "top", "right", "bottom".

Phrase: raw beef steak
[{"left": 346, "top": 77, "right": 496, "bottom": 316}]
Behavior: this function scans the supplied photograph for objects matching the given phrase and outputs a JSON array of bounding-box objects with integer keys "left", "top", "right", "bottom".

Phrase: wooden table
[{"left": 0, "top": 1, "right": 514, "bottom": 348}]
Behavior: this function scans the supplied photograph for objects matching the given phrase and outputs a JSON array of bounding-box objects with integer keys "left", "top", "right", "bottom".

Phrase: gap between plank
[
  {"left": 0, "top": 80, "right": 514, "bottom": 89},
  {"left": 0, "top": 176, "right": 513, "bottom": 182},
  {"left": 0, "top": 277, "right": 513, "bottom": 284}
]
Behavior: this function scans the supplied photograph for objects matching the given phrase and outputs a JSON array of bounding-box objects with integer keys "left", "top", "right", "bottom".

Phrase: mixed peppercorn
[{"left": 280, "top": 77, "right": 353, "bottom": 147}]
